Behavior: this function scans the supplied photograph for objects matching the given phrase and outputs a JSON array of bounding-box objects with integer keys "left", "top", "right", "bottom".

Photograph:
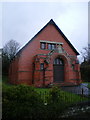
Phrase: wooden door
[{"left": 53, "top": 58, "right": 64, "bottom": 82}]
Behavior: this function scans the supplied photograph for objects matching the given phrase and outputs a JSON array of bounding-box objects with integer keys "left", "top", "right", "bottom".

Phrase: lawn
[
  {"left": 35, "top": 87, "right": 88, "bottom": 106},
  {"left": 88, "top": 83, "right": 90, "bottom": 89},
  {"left": 2, "top": 76, "right": 90, "bottom": 119},
  {"left": 2, "top": 76, "right": 88, "bottom": 106}
]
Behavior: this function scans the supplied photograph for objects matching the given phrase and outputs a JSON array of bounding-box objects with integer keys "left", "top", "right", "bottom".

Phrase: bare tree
[
  {"left": 3, "top": 39, "right": 20, "bottom": 61},
  {"left": 81, "top": 46, "right": 90, "bottom": 63},
  {"left": 2, "top": 39, "right": 20, "bottom": 75},
  {"left": 80, "top": 46, "right": 90, "bottom": 82}
]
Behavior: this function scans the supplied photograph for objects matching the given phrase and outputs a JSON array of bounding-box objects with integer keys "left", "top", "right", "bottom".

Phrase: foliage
[
  {"left": 43, "top": 86, "right": 66, "bottom": 119},
  {"left": 48, "top": 85, "right": 62, "bottom": 103},
  {"left": 80, "top": 46, "right": 90, "bottom": 82},
  {"left": 2, "top": 79, "right": 88, "bottom": 119},
  {"left": 80, "top": 64, "right": 90, "bottom": 82},
  {"left": 2, "top": 84, "right": 44, "bottom": 120},
  {"left": 36, "top": 85, "right": 88, "bottom": 119},
  {"left": 87, "top": 83, "right": 90, "bottom": 89},
  {"left": 2, "top": 53, "right": 10, "bottom": 75}
]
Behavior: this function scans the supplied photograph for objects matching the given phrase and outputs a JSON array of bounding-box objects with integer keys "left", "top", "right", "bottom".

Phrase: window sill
[{"left": 39, "top": 48, "right": 55, "bottom": 51}]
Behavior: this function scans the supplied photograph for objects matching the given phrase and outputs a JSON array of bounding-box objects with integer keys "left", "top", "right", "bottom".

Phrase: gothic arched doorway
[{"left": 53, "top": 57, "right": 64, "bottom": 82}]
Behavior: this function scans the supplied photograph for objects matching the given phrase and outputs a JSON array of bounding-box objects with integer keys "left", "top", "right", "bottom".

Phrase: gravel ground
[
  {"left": 60, "top": 105, "right": 90, "bottom": 118},
  {"left": 60, "top": 83, "right": 90, "bottom": 118},
  {"left": 61, "top": 83, "right": 90, "bottom": 97}
]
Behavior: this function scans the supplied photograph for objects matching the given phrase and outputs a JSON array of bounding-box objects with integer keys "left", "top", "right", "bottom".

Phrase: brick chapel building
[{"left": 9, "top": 19, "right": 81, "bottom": 87}]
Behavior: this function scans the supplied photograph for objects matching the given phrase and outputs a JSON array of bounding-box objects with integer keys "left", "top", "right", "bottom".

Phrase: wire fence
[{"left": 37, "top": 88, "right": 90, "bottom": 105}]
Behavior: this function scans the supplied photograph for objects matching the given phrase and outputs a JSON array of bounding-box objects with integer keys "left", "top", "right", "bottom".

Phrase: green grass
[
  {"left": 0, "top": 76, "right": 2, "bottom": 92},
  {"left": 60, "top": 90, "right": 88, "bottom": 105},
  {"left": 35, "top": 88, "right": 50, "bottom": 92},
  {"left": 2, "top": 76, "right": 90, "bottom": 119},
  {"left": 2, "top": 76, "right": 15, "bottom": 88},
  {"left": 88, "top": 83, "right": 90, "bottom": 88},
  {"left": 0, "top": 80, "right": 2, "bottom": 88},
  {"left": 35, "top": 87, "right": 88, "bottom": 106},
  {"left": 2, "top": 76, "right": 89, "bottom": 106}
]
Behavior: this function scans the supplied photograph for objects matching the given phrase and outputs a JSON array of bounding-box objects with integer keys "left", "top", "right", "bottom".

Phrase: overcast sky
[{"left": 0, "top": 1, "right": 88, "bottom": 61}]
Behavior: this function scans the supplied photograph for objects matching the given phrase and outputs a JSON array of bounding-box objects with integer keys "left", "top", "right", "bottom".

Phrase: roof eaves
[
  {"left": 50, "top": 20, "right": 79, "bottom": 55},
  {"left": 16, "top": 20, "right": 51, "bottom": 56}
]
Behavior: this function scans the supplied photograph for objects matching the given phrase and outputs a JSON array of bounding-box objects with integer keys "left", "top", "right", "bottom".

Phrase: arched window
[{"left": 54, "top": 58, "right": 64, "bottom": 65}]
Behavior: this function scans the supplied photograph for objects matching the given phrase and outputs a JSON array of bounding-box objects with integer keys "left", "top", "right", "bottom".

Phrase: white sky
[{"left": 0, "top": 0, "right": 89, "bottom": 62}]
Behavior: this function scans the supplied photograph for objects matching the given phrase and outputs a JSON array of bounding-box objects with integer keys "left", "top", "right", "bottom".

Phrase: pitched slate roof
[{"left": 17, "top": 19, "right": 79, "bottom": 56}]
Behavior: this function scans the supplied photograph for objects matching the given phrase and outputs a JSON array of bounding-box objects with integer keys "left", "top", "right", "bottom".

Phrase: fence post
[{"left": 82, "top": 88, "right": 84, "bottom": 95}]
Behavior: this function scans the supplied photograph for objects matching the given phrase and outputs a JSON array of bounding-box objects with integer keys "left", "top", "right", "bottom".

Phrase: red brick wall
[
  {"left": 9, "top": 23, "right": 81, "bottom": 86},
  {"left": 9, "top": 57, "right": 19, "bottom": 84}
]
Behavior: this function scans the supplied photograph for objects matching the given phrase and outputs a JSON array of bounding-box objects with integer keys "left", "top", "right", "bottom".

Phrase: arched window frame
[{"left": 54, "top": 58, "right": 64, "bottom": 65}]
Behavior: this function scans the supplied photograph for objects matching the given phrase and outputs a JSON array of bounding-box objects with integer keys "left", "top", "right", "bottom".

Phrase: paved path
[{"left": 61, "top": 83, "right": 90, "bottom": 97}]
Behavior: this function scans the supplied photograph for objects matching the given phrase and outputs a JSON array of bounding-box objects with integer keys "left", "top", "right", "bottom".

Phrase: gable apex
[
  {"left": 17, "top": 19, "right": 79, "bottom": 56},
  {"left": 48, "top": 19, "right": 55, "bottom": 24}
]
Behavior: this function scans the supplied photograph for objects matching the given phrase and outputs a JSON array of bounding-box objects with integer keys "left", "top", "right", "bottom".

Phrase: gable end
[{"left": 16, "top": 19, "right": 79, "bottom": 56}]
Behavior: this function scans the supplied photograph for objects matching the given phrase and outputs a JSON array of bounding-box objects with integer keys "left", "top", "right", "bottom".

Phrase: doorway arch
[{"left": 53, "top": 57, "right": 64, "bottom": 82}]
